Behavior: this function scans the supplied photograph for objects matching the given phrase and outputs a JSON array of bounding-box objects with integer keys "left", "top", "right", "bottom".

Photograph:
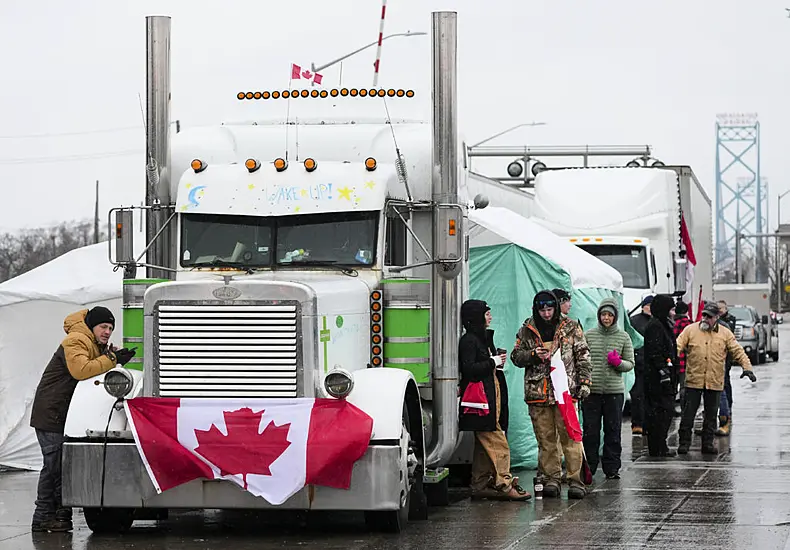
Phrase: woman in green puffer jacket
[{"left": 582, "top": 297, "right": 635, "bottom": 480}]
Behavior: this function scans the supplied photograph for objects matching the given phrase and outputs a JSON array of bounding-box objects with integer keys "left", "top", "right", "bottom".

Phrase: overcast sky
[{"left": 0, "top": 0, "right": 787, "bottom": 234}]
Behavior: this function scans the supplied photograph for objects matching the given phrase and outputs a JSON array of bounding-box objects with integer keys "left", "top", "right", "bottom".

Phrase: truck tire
[
  {"left": 771, "top": 351, "right": 779, "bottom": 362},
  {"left": 759, "top": 350, "right": 767, "bottom": 364},
  {"left": 83, "top": 507, "right": 135, "bottom": 534}
]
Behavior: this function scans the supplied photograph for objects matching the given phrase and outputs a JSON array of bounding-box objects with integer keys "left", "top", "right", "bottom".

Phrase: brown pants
[
  {"left": 470, "top": 376, "right": 514, "bottom": 491},
  {"left": 529, "top": 405, "right": 583, "bottom": 487}
]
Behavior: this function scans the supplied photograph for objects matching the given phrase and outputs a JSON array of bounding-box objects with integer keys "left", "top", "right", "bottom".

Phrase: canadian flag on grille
[
  {"left": 291, "top": 63, "right": 323, "bottom": 85},
  {"left": 124, "top": 397, "right": 373, "bottom": 505}
]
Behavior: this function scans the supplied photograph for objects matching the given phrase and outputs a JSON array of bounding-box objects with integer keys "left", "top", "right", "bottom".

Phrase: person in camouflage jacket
[{"left": 511, "top": 290, "right": 593, "bottom": 499}]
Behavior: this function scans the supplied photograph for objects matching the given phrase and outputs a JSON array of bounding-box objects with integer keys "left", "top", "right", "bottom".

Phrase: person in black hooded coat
[
  {"left": 458, "top": 299, "right": 530, "bottom": 501},
  {"left": 642, "top": 294, "right": 678, "bottom": 457}
]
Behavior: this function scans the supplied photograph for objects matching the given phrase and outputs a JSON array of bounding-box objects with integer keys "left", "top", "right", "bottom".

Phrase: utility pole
[{"left": 93, "top": 180, "right": 99, "bottom": 244}]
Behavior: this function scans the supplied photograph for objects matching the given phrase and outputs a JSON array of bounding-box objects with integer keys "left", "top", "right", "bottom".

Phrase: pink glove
[{"left": 607, "top": 350, "right": 622, "bottom": 367}]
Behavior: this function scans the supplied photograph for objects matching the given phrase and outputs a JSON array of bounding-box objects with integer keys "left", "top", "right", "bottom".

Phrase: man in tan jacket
[
  {"left": 29, "top": 307, "right": 136, "bottom": 533},
  {"left": 676, "top": 302, "right": 756, "bottom": 455}
]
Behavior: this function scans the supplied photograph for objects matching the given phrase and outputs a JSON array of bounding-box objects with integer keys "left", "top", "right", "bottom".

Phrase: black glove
[
  {"left": 740, "top": 370, "right": 757, "bottom": 383},
  {"left": 114, "top": 348, "right": 137, "bottom": 366}
]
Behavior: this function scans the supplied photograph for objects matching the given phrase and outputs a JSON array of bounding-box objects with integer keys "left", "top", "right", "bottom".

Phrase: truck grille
[
  {"left": 154, "top": 303, "right": 300, "bottom": 398},
  {"left": 734, "top": 325, "right": 743, "bottom": 339}
]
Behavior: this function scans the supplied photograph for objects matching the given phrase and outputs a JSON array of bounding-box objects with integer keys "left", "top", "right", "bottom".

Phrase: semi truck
[
  {"left": 59, "top": 11, "right": 550, "bottom": 534},
  {"left": 529, "top": 166, "right": 713, "bottom": 314},
  {"left": 713, "top": 282, "right": 778, "bottom": 363}
]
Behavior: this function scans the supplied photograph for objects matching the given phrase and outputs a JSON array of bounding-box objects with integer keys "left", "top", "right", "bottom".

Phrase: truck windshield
[
  {"left": 728, "top": 306, "right": 752, "bottom": 322},
  {"left": 576, "top": 244, "right": 650, "bottom": 289},
  {"left": 180, "top": 211, "right": 378, "bottom": 268}
]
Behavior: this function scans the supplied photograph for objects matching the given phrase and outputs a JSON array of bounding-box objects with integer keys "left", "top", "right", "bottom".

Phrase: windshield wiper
[
  {"left": 281, "top": 259, "right": 359, "bottom": 276},
  {"left": 190, "top": 259, "right": 257, "bottom": 273}
]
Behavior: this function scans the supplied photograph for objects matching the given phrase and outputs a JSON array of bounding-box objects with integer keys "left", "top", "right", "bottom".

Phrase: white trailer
[{"left": 530, "top": 165, "right": 713, "bottom": 314}]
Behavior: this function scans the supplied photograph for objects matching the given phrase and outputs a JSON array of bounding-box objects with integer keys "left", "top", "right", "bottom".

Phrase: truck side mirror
[
  {"left": 114, "top": 209, "right": 135, "bottom": 264},
  {"left": 762, "top": 315, "right": 769, "bottom": 325},
  {"left": 673, "top": 256, "right": 687, "bottom": 296}
]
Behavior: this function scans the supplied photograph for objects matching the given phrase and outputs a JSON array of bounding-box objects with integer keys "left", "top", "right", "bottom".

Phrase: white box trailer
[{"left": 530, "top": 165, "right": 713, "bottom": 315}]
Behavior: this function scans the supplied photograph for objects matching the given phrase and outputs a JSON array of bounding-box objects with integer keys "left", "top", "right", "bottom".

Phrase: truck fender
[
  {"left": 346, "top": 368, "right": 425, "bottom": 460},
  {"left": 63, "top": 368, "right": 143, "bottom": 438}
]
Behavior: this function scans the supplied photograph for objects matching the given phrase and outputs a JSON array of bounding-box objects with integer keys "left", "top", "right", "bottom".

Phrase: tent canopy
[{"left": 468, "top": 206, "right": 624, "bottom": 292}]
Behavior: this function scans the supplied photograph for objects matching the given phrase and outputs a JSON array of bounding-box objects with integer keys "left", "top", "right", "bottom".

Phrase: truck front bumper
[{"left": 62, "top": 441, "right": 402, "bottom": 511}]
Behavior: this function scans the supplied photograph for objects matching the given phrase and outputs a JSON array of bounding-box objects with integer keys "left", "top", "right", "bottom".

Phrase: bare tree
[{"left": 0, "top": 219, "right": 107, "bottom": 283}]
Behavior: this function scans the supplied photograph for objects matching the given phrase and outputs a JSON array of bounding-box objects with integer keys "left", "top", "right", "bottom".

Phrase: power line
[
  {"left": 0, "top": 149, "right": 143, "bottom": 166},
  {"left": 0, "top": 125, "right": 142, "bottom": 139}
]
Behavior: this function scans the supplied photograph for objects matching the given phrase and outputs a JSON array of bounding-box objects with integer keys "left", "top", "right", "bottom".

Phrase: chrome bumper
[{"left": 62, "top": 441, "right": 401, "bottom": 511}]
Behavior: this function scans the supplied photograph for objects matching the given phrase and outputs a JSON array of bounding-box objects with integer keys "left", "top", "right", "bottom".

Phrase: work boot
[
  {"left": 716, "top": 416, "right": 731, "bottom": 436},
  {"left": 31, "top": 519, "right": 72, "bottom": 533},
  {"left": 567, "top": 484, "right": 586, "bottom": 499},
  {"left": 677, "top": 443, "right": 690, "bottom": 455},
  {"left": 543, "top": 480, "right": 561, "bottom": 498},
  {"left": 701, "top": 442, "right": 718, "bottom": 455}
]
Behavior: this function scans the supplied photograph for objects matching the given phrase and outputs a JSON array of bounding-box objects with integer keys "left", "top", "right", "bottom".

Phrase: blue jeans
[
  {"left": 32, "top": 430, "right": 71, "bottom": 524},
  {"left": 719, "top": 390, "right": 730, "bottom": 417}
]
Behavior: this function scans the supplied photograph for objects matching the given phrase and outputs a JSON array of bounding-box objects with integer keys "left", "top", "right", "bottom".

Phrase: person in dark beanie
[
  {"left": 673, "top": 301, "right": 692, "bottom": 411},
  {"left": 29, "top": 307, "right": 136, "bottom": 532},
  {"left": 642, "top": 294, "right": 678, "bottom": 457},
  {"left": 458, "top": 299, "right": 530, "bottom": 501}
]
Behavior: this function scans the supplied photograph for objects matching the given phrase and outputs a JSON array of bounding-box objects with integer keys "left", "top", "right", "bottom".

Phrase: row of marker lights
[
  {"left": 569, "top": 237, "right": 643, "bottom": 244},
  {"left": 370, "top": 291, "right": 383, "bottom": 367},
  {"left": 190, "top": 157, "right": 378, "bottom": 174},
  {"left": 237, "top": 88, "right": 415, "bottom": 100}
]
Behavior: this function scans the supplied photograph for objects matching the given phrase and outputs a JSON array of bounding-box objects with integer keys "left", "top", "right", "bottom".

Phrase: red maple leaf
[
  {"left": 301, "top": 70, "right": 312, "bottom": 79},
  {"left": 193, "top": 407, "right": 291, "bottom": 489}
]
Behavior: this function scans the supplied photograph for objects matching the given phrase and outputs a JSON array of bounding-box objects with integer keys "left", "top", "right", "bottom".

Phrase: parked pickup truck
[{"left": 727, "top": 304, "right": 772, "bottom": 364}]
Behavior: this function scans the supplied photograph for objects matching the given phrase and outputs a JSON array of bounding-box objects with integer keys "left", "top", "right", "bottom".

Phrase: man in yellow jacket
[
  {"left": 29, "top": 307, "right": 136, "bottom": 533},
  {"left": 676, "top": 302, "right": 756, "bottom": 455}
]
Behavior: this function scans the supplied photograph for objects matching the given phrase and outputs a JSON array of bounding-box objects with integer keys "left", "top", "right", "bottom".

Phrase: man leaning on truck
[
  {"left": 676, "top": 302, "right": 756, "bottom": 455},
  {"left": 29, "top": 307, "right": 136, "bottom": 533}
]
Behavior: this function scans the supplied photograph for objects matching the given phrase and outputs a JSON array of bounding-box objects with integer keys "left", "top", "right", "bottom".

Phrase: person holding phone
[
  {"left": 511, "top": 290, "right": 592, "bottom": 500},
  {"left": 29, "top": 307, "right": 136, "bottom": 533},
  {"left": 458, "top": 299, "right": 530, "bottom": 501}
]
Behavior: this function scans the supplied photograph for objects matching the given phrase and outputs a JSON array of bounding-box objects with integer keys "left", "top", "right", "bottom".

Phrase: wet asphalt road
[{"left": 3, "top": 326, "right": 790, "bottom": 549}]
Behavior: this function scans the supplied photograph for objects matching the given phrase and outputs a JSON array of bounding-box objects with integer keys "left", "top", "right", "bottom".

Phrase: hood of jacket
[
  {"left": 461, "top": 299, "right": 489, "bottom": 339},
  {"left": 63, "top": 309, "right": 96, "bottom": 342},
  {"left": 597, "top": 296, "right": 619, "bottom": 333},
  {"left": 650, "top": 294, "right": 675, "bottom": 324}
]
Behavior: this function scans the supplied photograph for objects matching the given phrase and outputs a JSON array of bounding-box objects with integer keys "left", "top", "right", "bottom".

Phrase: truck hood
[{"left": 150, "top": 270, "right": 375, "bottom": 317}]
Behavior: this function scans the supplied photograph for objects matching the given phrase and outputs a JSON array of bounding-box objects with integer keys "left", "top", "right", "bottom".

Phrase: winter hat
[
  {"left": 650, "top": 294, "right": 675, "bottom": 322},
  {"left": 675, "top": 301, "right": 689, "bottom": 316},
  {"left": 552, "top": 288, "right": 570, "bottom": 303},
  {"left": 702, "top": 302, "right": 720, "bottom": 318},
  {"left": 461, "top": 299, "right": 490, "bottom": 337},
  {"left": 85, "top": 306, "right": 115, "bottom": 331},
  {"left": 640, "top": 295, "right": 654, "bottom": 307}
]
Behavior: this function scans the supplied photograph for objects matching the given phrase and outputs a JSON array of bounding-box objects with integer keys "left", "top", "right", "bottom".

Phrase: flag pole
[{"left": 372, "top": 0, "right": 388, "bottom": 87}]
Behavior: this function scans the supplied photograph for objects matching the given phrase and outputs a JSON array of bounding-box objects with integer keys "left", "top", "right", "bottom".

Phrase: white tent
[
  {"left": 0, "top": 240, "right": 139, "bottom": 470},
  {"left": 468, "top": 206, "right": 624, "bottom": 291}
]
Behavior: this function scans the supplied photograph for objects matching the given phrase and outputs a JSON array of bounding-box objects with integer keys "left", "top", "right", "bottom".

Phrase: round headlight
[
  {"left": 104, "top": 369, "right": 134, "bottom": 399},
  {"left": 324, "top": 368, "right": 354, "bottom": 399}
]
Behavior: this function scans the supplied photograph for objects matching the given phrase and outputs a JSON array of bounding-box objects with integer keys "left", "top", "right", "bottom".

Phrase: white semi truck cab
[{"left": 61, "top": 11, "right": 479, "bottom": 534}]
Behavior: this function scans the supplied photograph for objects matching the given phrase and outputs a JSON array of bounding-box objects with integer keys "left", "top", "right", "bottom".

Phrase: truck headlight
[
  {"left": 104, "top": 369, "right": 134, "bottom": 399},
  {"left": 324, "top": 368, "right": 354, "bottom": 399}
]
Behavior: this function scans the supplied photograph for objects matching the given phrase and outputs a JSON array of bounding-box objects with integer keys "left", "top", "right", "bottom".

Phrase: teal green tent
[{"left": 467, "top": 207, "right": 643, "bottom": 469}]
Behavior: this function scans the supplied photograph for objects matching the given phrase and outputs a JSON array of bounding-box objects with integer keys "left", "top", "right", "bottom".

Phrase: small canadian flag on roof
[{"left": 291, "top": 63, "right": 323, "bottom": 85}]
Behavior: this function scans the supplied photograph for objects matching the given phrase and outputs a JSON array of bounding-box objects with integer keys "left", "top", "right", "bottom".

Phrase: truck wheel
[{"left": 83, "top": 507, "right": 135, "bottom": 534}]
